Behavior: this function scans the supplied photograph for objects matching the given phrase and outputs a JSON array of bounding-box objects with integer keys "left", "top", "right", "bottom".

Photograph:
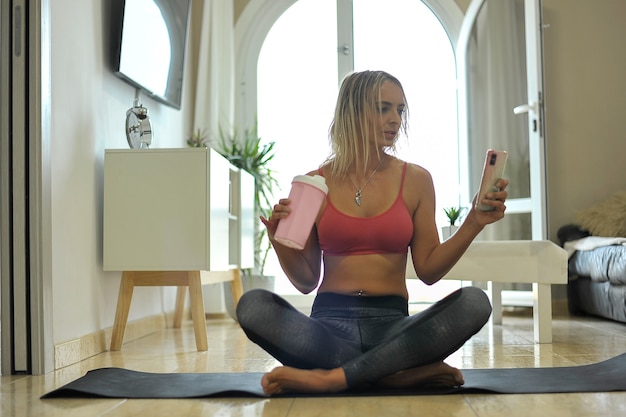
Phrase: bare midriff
[{"left": 317, "top": 252, "right": 409, "bottom": 300}]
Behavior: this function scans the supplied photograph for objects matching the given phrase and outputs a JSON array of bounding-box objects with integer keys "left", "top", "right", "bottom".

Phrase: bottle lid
[{"left": 292, "top": 175, "right": 328, "bottom": 194}]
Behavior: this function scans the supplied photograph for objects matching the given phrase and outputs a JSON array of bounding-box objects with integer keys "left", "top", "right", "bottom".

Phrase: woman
[{"left": 236, "top": 70, "right": 509, "bottom": 395}]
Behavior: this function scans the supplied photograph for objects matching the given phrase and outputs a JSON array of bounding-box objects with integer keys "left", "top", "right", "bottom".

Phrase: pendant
[{"left": 355, "top": 190, "right": 362, "bottom": 206}]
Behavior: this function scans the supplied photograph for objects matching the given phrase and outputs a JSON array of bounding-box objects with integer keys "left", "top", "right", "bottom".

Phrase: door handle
[{"left": 513, "top": 102, "right": 538, "bottom": 115}]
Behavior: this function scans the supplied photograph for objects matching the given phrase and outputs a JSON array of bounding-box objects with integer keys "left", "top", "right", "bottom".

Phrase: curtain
[
  {"left": 466, "top": 0, "right": 530, "bottom": 240},
  {"left": 192, "top": 0, "right": 235, "bottom": 143},
  {"left": 188, "top": 0, "right": 235, "bottom": 312}
]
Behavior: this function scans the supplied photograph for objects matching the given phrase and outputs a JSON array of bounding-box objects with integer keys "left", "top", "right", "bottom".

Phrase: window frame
[{"left": 234, "top": 0, "right": 463, "bottom": 131}]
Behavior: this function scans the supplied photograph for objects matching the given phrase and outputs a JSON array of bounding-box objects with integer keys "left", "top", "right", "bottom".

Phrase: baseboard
[{"left": 54, "top": 314, "right": 166, "bottom": 370}]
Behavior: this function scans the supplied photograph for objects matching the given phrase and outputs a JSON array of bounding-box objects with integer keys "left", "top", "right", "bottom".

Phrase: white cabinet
[
  {"left": 231, "top": 167, "right": 255, "bottom": 270},
  {"left": 103, "top": 148, "right": 252, "bottom": 271}
]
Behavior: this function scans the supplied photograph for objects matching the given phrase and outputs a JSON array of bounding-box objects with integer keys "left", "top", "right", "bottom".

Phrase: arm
[
  {"left": 261, "top": 198, "right": 322, "bottom": 294},
  {"left": 409, "top": 166, "right": 509, "bottom": 285}
]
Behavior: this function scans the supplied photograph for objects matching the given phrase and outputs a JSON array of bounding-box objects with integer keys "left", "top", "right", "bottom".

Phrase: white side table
[{"left": 409, "top": 240, "right": 568, "bottom": 343}]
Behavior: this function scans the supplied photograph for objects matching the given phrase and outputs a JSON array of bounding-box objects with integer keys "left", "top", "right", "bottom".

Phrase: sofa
[{"left": 558, "top": 190, "right": 626, "bottom": 323}]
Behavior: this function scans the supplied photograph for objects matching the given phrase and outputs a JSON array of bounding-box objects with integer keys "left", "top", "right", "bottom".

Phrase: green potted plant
[
  {"left": 442, "top": 206, "right": 463, "bottom": 240},
  {"left": 186, "top": 128, "right": 209, "bottom": 148}
]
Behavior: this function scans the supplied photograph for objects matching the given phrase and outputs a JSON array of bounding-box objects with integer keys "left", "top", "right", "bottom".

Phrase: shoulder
[
  {"left": 402, "top": 161, "right": 434, "bottom": 186},
  {"left": 306, "top": 167, "right": 325, "bottom": 177},
  {"left": 395, "top": 160, "right": 435, "bottom": 213}
]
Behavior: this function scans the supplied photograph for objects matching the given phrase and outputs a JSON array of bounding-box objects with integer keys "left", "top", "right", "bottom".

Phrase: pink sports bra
[{"left": 317, "top": 163, "right": 413, "bottom": 256}]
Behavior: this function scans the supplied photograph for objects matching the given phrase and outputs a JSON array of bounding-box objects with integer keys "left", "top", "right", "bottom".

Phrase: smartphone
[{"left": 475, "top": 149, "right": 508, "bottom": 211}]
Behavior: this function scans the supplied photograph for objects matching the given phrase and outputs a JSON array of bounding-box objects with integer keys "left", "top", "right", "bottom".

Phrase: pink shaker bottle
[{"left": 274, "top": 175, "right": 328, "bottom": 249}]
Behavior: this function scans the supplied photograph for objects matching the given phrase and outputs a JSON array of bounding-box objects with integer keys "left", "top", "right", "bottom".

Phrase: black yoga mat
[{"left": 42, "top": 353, "right": 626, "bottom": 399}]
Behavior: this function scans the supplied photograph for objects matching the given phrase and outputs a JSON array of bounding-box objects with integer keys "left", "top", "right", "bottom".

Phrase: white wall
[
  {"left": 50, "top": 0, "right": 193, "bottom": 344},
  {"left": 541, "top": 0, "right": 626, "bottom": 239}
]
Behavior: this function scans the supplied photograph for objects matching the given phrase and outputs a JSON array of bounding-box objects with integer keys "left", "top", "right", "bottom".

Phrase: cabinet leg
[
  {"left": 230, "top": 268, "right": 244, "bottom": 311},
  {"left": 110, "top": 272, "right": 135, "bottom": 351},
  {"left": 188, "top": 271, "right": 208, "bottom": 351},
  {"left": 173, "top": 286, "right": 187, "bottom": 328}
]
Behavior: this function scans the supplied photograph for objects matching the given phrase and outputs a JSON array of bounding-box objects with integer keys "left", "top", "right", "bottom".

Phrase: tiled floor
[{"left": 3, "top": 308, "right": 626, "bottom": 417}]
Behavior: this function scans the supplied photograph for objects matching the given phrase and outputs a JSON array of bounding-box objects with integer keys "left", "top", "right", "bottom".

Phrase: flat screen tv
[{"left": 112, "top": 0, "right": 191, "bottom": 109}]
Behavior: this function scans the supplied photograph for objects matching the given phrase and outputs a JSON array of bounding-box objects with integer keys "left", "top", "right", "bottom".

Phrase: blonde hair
[{"left": 325, "top": 70, "right": 409, "bottom": 178}]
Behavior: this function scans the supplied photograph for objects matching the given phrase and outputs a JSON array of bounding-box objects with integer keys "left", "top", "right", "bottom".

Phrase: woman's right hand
[
  {"left": 260, "top": 197, "right": 322, "bottom": 293},
  {"left": 260, "top": 198, "right": 292, "bottom": 239}
]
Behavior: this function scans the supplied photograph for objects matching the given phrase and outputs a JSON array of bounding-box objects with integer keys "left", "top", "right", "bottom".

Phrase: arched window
[{"left": 236, "top": 0, "right": 465, "bottom": 299}]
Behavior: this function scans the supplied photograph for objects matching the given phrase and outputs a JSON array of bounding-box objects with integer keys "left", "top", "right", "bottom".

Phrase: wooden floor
[{"left": 2, "top": 308, "right": 626, "bottom": 417}]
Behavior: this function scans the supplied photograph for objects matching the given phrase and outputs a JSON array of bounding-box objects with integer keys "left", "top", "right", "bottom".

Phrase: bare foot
[
  {"left": 261, "top": 366, "right": 348, "bottom": 395},
  {"left": 377, "top": 361, "right": 464, "bottom": 389}
]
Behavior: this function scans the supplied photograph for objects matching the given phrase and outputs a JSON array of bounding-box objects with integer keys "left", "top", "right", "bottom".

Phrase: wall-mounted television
[{"left": 111, "top": 0, "right": 191, "bottom": 110}]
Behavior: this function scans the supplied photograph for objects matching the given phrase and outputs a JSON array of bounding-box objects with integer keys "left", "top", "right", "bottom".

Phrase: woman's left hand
[{"left": 469, "top": 179, "right": 509, "bottom": 226}]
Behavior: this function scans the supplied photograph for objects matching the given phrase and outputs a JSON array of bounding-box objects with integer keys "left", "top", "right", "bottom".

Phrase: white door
[
  {"left": 457, "top": 0, "right": 547, "bottom": 240},
  {"left": 1, "top": 0, "right": 53, "bottom": 375}
]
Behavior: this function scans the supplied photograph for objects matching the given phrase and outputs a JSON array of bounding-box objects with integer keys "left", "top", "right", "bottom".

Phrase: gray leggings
[{"left": 236, "top": 286, "right": 491, "bottom": 389}]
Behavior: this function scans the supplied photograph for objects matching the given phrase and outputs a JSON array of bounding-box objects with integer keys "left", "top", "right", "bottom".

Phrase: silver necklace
[{"left": 349, "top": 158, "right": 384, "bottom": 206}]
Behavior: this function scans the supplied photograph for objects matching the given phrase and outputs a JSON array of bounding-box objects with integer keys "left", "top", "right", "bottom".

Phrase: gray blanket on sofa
[
  {"left": 569, "top": 245, "right": 626, "bottom": 284},
  {"left": 568, "top": 243, "right": 626, "bottom": 323}
]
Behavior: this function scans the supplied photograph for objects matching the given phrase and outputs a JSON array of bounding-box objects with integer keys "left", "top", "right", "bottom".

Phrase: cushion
[{"left": 576, "top": 190, "right": 626, "bottom": 237}]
